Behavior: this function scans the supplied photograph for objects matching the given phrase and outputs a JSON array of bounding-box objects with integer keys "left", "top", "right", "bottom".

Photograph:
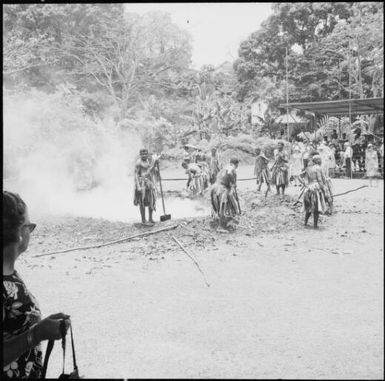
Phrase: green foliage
[
  {"left": 234, "top": 2, "right": 383, "bottom": 111},
  {"left": 5, "top": 2, "right": 383, "bottom": 159}
]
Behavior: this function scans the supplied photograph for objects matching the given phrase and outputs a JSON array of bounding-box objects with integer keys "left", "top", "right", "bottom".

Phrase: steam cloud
[{"left": 3, "top": 89, "right": 210, "bottom": 222}]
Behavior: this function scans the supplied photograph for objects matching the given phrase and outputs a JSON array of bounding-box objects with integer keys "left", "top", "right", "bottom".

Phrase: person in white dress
[
  {"left": 365, "top": 143, "right": 380, "bottom": 187},
  {"left": 289, "top": 143, "right": 303, "bottom": 186},
  {"left": 328, "top": 143, "right": 337, "bottom": 178},
  {"left": 317, "top": 141, "right": 332, "bottom": 178}
]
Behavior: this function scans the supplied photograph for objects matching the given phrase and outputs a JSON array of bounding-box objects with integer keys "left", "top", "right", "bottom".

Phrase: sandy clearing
[{"left": 16, "top": 173, "right": 383, "bottom": 379}]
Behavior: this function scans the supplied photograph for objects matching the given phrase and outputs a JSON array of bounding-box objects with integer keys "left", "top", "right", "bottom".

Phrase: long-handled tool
[
  {"left": 293, "top": 185, "right": 306, "bottom": 206},
  {"left": 234, "top": 186, "right": 242, "bottom": 214},
  {"left": 294, "top": 184, "right": 368, "bottom": 205},
  {"left": 156, "top": 161, "right": 171, "bottom": 222}
]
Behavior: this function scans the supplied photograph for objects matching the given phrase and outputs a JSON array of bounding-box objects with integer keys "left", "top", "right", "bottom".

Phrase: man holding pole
[{"left": 134, "top": 149, "right": 159, "bottom": 226}]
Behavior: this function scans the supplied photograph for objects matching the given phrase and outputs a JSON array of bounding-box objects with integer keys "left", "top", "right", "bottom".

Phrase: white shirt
[{"left": 344, "top": 146, "right": 353, "bottom": 159}]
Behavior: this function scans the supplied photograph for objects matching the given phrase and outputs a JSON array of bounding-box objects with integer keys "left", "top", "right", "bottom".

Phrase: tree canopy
[
  {"left": 3, "top": 3, "right": 384, "bottom": 149},
  {"left": 234, "top": 2, "right": 383, "bottom": 111}
]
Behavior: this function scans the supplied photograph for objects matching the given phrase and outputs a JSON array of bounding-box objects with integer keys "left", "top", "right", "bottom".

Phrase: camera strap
[
  {"left": 69, "top": 323, "right": 78, "bottom": 374},
  {"left": 41, "top": 321, "right": 78, "bottom": 379}
]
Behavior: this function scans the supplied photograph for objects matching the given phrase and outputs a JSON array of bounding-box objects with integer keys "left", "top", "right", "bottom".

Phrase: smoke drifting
[{"left": 3, "top": 89, "right": 210, "bottom": 223}]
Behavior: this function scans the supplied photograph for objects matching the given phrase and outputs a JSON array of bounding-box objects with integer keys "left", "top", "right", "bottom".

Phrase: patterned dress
[{"left": 3, "top": 271, "right": 43, "bottom": 379}]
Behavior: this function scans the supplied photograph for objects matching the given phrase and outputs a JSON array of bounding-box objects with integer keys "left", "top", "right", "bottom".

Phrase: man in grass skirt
[
  {"left": 134, "top": 148, "right": 159, "bottom": 226},
  {"left": 209, "top": 147, "right": 222, "bottom": 185},
  {"left": 254, "top": 148, "right": 271, "bottom": 196},
  {"left": 299, "top": 155, "right": 333, "bottom": 229},
  {"left": 211, "top": 157, "right": 241, "bottom": 232},
  {"left": 271, "top": 141, "right": 289, "bottom": 198},
  {"left": 182, "top": 161, "right": 208, "bottom": 196}
]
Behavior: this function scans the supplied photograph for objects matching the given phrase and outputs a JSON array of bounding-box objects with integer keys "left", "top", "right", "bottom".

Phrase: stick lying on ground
[
  {"left": 33, "top": 224, "right": 179, "bottom": 258},
  {"left": 293, "top": 185, "right": 368, "bottom": 205},
  {"left": 171, "top": 235, "right": 210, "bottom": 287},
  {"left": 161, "top": 177, "right": 257, "bottom": 182},
  {"left": 332, "top": 185, "right": 368, "bottom": 198}
]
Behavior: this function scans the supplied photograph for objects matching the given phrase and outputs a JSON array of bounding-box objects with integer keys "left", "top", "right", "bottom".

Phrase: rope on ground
[
  {"left": 171, "top": 235, "right": 210, "bottom": 288},
  {"left": 33, "top": 224, "right": 179, "bottom": 258},
  {"left": 161, "top": 177, "right": 257, "bottom": 182}
]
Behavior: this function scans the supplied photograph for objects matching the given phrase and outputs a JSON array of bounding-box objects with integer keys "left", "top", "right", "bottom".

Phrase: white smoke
[{"left": 3, "top": 88, "right": 210, "bottom": 222}]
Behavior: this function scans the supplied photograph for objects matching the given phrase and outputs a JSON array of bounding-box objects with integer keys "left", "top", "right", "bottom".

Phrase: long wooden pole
[
  {"left": 286, "top": 46, "right": 290, "bottom": 141},
  {"left": 172, "top": 235, "right": 210, "bottom": 287},
  {"left": 294, "top": 185, "right": 368, "bottom": 205},
  {"left": 332, "top": 184, "right": 368, "bottom": 198},
  {"left": 33, "top": 224, "right": 179, "bottom": 258}
]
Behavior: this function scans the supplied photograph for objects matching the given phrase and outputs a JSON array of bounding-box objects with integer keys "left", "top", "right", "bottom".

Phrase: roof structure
[
  {"left": 275, "top": 113, "right": 307, "bottom": 124},
  {"left": 279, "top": 97, "right": 384, "bottom": 117}
]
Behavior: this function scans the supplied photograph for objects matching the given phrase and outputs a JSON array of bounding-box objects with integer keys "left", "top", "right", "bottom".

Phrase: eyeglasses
[{"left": 23, "top": 223, "right": 37, "bottom": 233}]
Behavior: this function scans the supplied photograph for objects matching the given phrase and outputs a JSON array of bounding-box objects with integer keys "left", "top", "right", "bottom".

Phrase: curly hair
[{"left": 3, "top": 191, "right": 27, "bottom": 247}]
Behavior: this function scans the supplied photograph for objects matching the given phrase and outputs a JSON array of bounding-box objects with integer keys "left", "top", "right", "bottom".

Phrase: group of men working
[
  {"left": 133, "top": 141, "right": 333, "bottom": 230},
  {"left": 254, "top": 141, "right": 333, "bottom": 228}
]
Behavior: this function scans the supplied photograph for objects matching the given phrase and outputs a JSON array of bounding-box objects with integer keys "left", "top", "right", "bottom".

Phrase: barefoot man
[
  {"left": 211, "top": 157, "right": 241, "bottom": 232},
  {"left": 254, "top": 148, "right": 271, "bottom": 196},
  {"left": 271, "top": 141, "right": 289, "bottom": 198},
  {"left": 134, "top": 149, "right": 159, "bottom": 226},
  {"left": 300, "top": 155, "right": 332, "bottom": 229}
]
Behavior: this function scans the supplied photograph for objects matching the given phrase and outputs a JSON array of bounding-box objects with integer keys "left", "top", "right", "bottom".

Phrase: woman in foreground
[{"left": 3, "top": 191, "right": 70, "bottom": 379}]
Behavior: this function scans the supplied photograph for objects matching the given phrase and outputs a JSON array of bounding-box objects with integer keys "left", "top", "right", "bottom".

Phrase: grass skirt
[
  {"left": 211, "top": 184, "right": 240, "bottom": 218},
  {"left": 134, "top": 178, "right": 157, "bottom": 210},
  {"left": 189, "top": 172, "right": 209, "bottom": 195},
  {"left": 271, "top": 166, "right": 289, "bottom": 186},
  {"left": 256, "top": 168, "right": 270, "bottom": 185},
  {"left": 303, "top": 183, "right": 328, "bottom": 214}
]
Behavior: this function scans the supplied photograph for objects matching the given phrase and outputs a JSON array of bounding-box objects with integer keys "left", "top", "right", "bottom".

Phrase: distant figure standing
[
  {"left": 289, "top": 144, "right": 303, "bottom": 187},
  {"left": 300, "top": 155, "right": 332, "bottom": 229},
  {"left": 271, "top": 141, "right": 289, "bottom": 198},
  {"left": 134, "top": 149, "right": 159, "bottom": 225},
  {"left": 302, "top": 142, "right": 316, "bottom": 170},
  {"left": 344, "top": 142, "right": 353, "bottom": 178},
  {"left": 328, "top": 143, "right": 337, "bottom": 178},
  {"left": 365, "top": 144, "right": 380, "bottom": 187},
  {"left": 317, "top": 141, "right": 332, "bottom": 178},
  {"left": 209, "top": 148, "right": 222, "bottom": 185},
  {"left": 254, "top": 148, "right": 271, "bottom": 196}
]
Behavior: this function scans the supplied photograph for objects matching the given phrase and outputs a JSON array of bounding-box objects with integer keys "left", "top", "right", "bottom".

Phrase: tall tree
[{"left": 234, "top": 1, "right": 383, "bottom": 113}]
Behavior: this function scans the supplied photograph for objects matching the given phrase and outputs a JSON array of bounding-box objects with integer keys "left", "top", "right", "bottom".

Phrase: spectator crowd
[{"left": 286, "top": 129, "right": 383, "bottom": 181}]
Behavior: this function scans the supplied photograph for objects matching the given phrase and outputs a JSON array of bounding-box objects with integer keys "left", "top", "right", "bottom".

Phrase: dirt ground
[{"left": 17, "top": 165, "right": 383, "bottom": 379}]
